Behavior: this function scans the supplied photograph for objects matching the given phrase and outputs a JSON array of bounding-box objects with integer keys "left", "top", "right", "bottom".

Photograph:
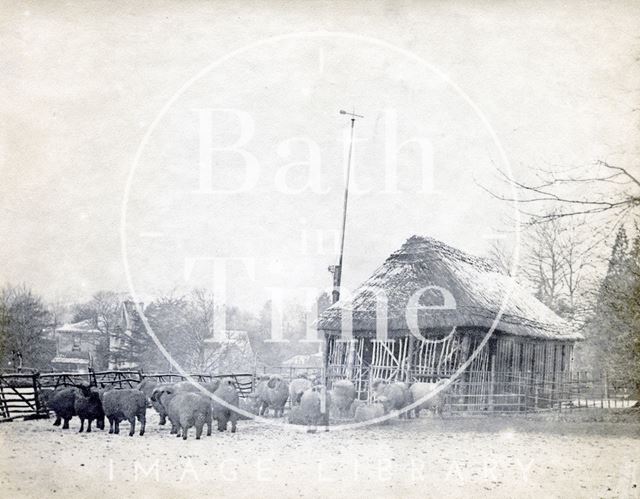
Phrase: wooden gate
[{"left": 0, "top": 373, "right": 49, "bottom": 422}]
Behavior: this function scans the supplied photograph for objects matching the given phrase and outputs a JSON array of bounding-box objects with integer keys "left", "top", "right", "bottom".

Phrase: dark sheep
[
  {"left": 38, "top": 387, "right": 55, "bottom": 409},
  {"left": 101, "top": 389, "right": 147, "bottom": 437},
  {"left": 74, "top": 386, "right": 105, "bottom": 433},
  {"left": 47, "top": 387, "right": 78, "bottom": 429},
  {"left": 149, "top": 384, "right": 172, "bottom": 425}
]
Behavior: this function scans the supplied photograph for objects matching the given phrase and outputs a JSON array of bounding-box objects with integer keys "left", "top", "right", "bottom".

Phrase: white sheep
[
  {"left": 353, "top": 401, "right": 387, "bottom": 424},
  {"left": 329, "top": 380, "right": 356, "bottom": 417},
  {"left": 409, "top": 380, "right": 447, "bottom": 417},
  {"left": 101, "top": 389, "right": 147, "bottom": 436},
  {"left": 155, "top": 386, "right": 212, "bottom": 440}
]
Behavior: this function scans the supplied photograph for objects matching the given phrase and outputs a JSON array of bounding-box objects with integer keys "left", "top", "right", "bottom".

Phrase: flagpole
[{"left": 331, "top": 109, "right": 363, "bottom": 304}]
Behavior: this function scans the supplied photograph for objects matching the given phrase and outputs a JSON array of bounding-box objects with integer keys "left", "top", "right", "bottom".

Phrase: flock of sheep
[{"left": 39, "top": 374, "right": 446, "bottom": 439}]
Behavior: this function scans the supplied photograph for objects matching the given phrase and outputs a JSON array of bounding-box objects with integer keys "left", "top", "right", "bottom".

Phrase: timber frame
[{"left": 324, "top": 328, "right": 575, "bottom": 408}]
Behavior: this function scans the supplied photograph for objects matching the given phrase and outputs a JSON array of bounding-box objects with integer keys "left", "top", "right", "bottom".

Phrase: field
[{"left": 1, "top": 410, "right": 639, "bottom": 499}]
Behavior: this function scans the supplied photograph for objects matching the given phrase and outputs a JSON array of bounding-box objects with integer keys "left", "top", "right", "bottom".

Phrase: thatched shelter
[{"left": 317, "top": 235, "right": 582, "bottom": 409}]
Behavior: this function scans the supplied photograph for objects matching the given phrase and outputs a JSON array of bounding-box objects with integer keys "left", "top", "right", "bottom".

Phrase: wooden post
[
  {"left": 489, "top": 351, "right": 496, "bottom": 412},
  {"left": 405, "top": 336, "right": 415, "bottom": 383},
  {"left": 32, "top": 373, "right": 42, "bottom": 417},
  {"left": 459, "top": 335, "right": 471, "bottom": 411},
  {"left": 323, "top": 333, "right": 331, "bottom": 387}
]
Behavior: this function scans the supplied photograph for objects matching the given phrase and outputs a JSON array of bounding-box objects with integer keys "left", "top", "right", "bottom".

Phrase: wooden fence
[
  {"left": 1, "top": 369, "right": 636, "bottom": 422},
  {"left": 444, "top": 371, "right": 638, "bottom": 414},
  {"left": 0, "top": 372, "right": 48, "bottom": 422},
  {"left": 257, "top": 365, "right": 322, "bottom": 381},
  {"left": 141, "top": 372, "right": 254, "bottom": 398},
  {"left": 0, "top": 370, "right": 255, "bottom": 422}
]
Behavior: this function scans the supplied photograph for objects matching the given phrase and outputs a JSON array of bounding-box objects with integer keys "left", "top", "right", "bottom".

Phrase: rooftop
[{"left": 317, "top": 235, "right": 581, "bottom": 341}]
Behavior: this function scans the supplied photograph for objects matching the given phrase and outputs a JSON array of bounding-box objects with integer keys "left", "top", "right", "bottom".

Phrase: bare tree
[
  {"left": 487, "top": 216, "right": 597, "bottom": 319},
  {"left": 557, "top": 219, "right": 601, "bottom": 319},
  {"left": 487, "top": 239, "right": 514, "bottom": 276},
  {"left": 522, "top": 218, "right": 565, "bottom": 311},
  {"left": 185, "top": 288, "right": 217, "bottom": 372},
  {"left": 0, "top": 284, "right": 54, "bottom": 370},
  {"left": 484, "top": 160, "right": 640, "bottom": 224}
]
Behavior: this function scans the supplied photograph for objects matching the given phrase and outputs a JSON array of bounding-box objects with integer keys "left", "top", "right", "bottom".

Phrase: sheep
[
  {"left": 372, "top": 380, "right": 413, "bottom": 419},
  {"left": 74, "top": 385, "right": 105, "bottom": 433},
  {"left": 299, "top": 385, "right": 331, "bottom": 433},
  {"left": 47, "top": 386, "right": 78, "bottom": 429},
  {"left": 286, "top": 405, "right": 306, "bottom": 425},
  {"left": 289, "top": 376, "right": 312, "bottom": 406},
  {"left": 170, "top": 380, "right": 221, "bottom": 394},
  {"left": 137, "top": 378, "right": 160, "bottom": 402},
  {"left": 38, "top": 387, "right": 64, "bottom": 422},
  {"left": 211, "top": 378, "right": 240, "bottom": 433},
  {"left": 149, "top": 385, "right": 171, "bottom": 425},
  {"left": 254, "top": 375, "right": 271, "bottom": 415},
  {"left": 409, "top": 380, "right": 447, "bottom": 417},
  {"left": 257, "top": 375, "right": 289, "bottom": 417},
  {"left": 155, "top": 386, "right": 212, "bottom": 440},
  {"left": 38, "top": 387, "right": 55, "bottom": 409},
  {"left": 238, "top": 393, "right": 260, "bottom": 419},
  {"left": 101, "top": 389, "right": 147, "bottom": 436},
  {"left": 349, "top": 398, "right": 366, "bottom": 418},
  {"left": 329, "top": 380, "right": 356, "bottom": 417},
  {"left": 149, "top": 380, "right": 219, "bottom": 426},
  {"left": 354, "top": 401, "right": 387, "bottom": 424}
]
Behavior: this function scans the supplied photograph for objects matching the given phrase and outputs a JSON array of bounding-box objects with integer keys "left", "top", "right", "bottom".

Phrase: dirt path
[{"left": 1, "top": 413, "right": 639, "bottom": 498}]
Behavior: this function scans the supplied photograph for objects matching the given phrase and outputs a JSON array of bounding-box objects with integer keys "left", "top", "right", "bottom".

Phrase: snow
[
  {"left": 55, "top": 320, "right": 100, "bottom": 334},
  {"left": 1, "top": 411, "right": 638, "bottom": 498},
  {"left": 50, "top": 357, "right": 90, "bottom": 365}
]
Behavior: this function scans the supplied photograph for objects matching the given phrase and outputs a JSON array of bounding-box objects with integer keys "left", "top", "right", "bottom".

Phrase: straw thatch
[{"left": 317, "top": 235, "right": 582, "bottom": 341}]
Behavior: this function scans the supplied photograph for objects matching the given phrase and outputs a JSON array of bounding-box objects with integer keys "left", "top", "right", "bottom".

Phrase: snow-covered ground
[{"left": 1, "top": 410, "right": 639, "bottom": 498}]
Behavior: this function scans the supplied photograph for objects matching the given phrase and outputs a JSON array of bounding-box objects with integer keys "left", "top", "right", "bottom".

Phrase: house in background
[
  {"left": 51, "top": 319, "right": 102, "bottom": 372},
  {"left": 281, "top": 352, "right": 323, "bottom": 369},
  {"left": 108, "top": 300, "right": 144, "bottom": 370}
]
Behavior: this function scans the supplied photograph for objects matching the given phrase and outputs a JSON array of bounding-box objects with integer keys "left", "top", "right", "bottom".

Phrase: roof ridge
[{"left": 387, "top": 235, "right": 500, "bottom": 273}]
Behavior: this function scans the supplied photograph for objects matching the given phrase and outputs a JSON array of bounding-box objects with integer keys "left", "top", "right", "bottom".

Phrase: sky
[{"left": 1, "top": 1, "right": 639, "bottom": 310}]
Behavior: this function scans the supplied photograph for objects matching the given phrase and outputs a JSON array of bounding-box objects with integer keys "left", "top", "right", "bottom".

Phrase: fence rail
[
  {"left": 258, "top": 365, "right": 322, "bottom": 380},
  {"left": 444, "top": 371, "right": 637, "bottom": 414},
  {"left": 1, "top": 369, "right": 637, "bottom": 422},
  {"left": 0, "top": 370, "right": 256, "bottom": 422}
]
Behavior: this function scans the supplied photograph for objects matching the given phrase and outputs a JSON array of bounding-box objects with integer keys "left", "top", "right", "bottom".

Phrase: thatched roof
[{"left": 317, "top": 236, "right": 582, "bottom": 341}]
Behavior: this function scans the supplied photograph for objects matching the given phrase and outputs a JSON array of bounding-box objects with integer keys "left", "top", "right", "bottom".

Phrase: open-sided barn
[{"left": 316, "top": 235, "right": 583, "bottom": 410}]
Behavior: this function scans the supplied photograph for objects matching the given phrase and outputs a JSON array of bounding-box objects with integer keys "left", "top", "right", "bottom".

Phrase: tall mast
[{"left": 330, "top": 109, "right": 364, "bottom": 304}]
